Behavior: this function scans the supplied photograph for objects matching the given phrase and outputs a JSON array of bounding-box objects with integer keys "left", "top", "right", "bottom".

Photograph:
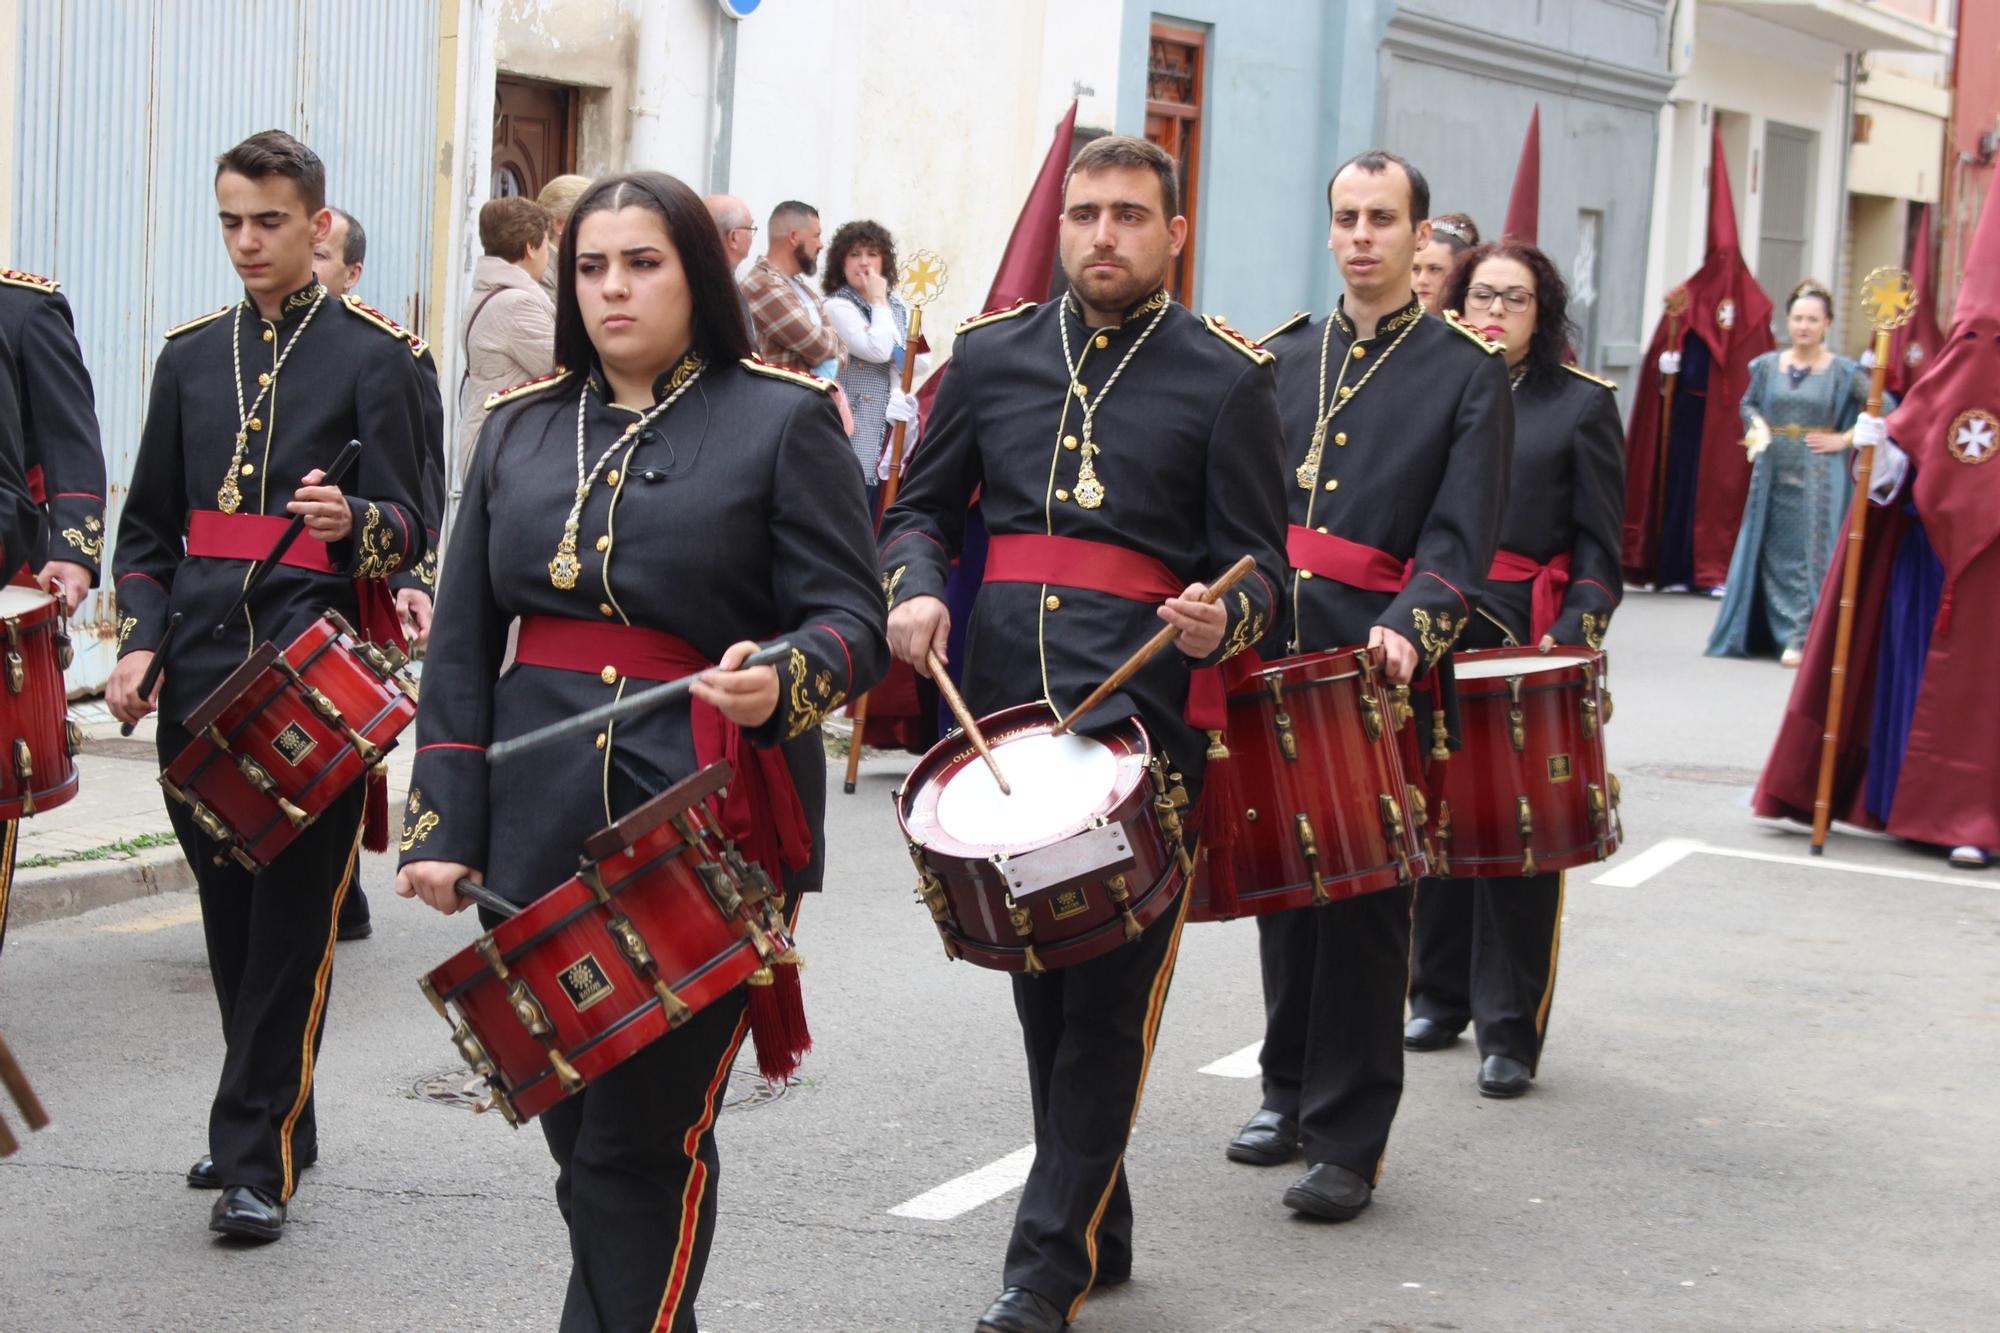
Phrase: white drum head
[
  {"left": 934, "top": 729, "right": 1118, "bottom": 848},
  {"left": 0, "top": 585, "right": 55, "bottom": 617},
  {"left": 1454, "top": 652, "right": 1594, "bottom": 681}
]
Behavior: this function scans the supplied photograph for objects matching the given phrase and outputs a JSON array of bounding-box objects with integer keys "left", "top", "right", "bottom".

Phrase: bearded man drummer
[
  {"left": 106, "top": 130, "right": 431, "bottom": 1242},
  {"left": 1222, "top": 150, "right": 1512, "bottom": 1221},
  {"left": 879, "top": 134, "right": 1288, "bottom": 1332}
]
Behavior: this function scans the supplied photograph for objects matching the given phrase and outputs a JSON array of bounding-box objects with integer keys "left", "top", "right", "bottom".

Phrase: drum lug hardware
[
  {"left": 1295, "top": 814, "right": 1331, "bottom": 906},
  {"left": 1105, "top": 873, "right": 1142, "bottom": 942},
  {"left": 451, "top": 1021, "right": 498, "bottom": 1081},
  {"left": 1507, "top": 676, "right": 1527, "bottom": 752},
  {"left": 161, "top": 775, "right": 188, "bottom": 805},
  {"left": 418, "top": 977, "right": 450, "bottom": 1022},
  {"left": 1244, "top": 808, "right": 1257, "bottom": 821},
  {"left": 190, "top": 800, "right": 232, "bottom": 846},
  {"left": 57, "top": 629, "right": 74, "bottom": 671},
  {"left": 505, "top": 979, "right": 555, "bottom": 1039},
  {"left": 579, "top": 864, "right": 614, "bottom": 906},
  {"left": 1517, "top": 797, "right": 1538, "bottom": 877},
  {"left": 1089, "top": 816, "right": 1109, "bottom": 831},
  {"left": 1267, "top": 678, "right": 1298, "bottom": 762},
  {"left": 1392, "top": 684, "right": 1415, "bottom": 731},
  {"left": 1360, "top": 690, "right": 1383, "bottom": 743},
  {"left": 1020, "top": 944, "right": 1046, "bottom": 975},
  {"left": 1435, "top": 800, "right": 1453, "bottom": 876},
  {"left": 1587, "top": 782, "right": 1607, "bottom": 832},
  {"left": 1004, "top": 892, "right": 1034, "bottom": 939},
  {"left": 547, "top": 1049, "right": 586, "bottom": 1096},
  {"left": 228, "top": 846, "right": 260, "bottom": 872},
  {"left": 1609, "top": 772, "right": 1622, "bottom": 808},
  {"left": 1430, "top": 704, "right": 1450, "bottom": 763},
  {"left": 5, "top": 650, "right": 23, "bottom": 695},
  {"left": 1379, "top": 794, "right": 1411, "bottom": 881},
  {"left": 1580, "top": 694, "right": 1599, "bottom": 741},
  {"left": 1404, "top": 784, "right": 1428, "bottom": 829},
  {"left": 205, "top": 723, "right": 232, "bottom": 753},
  {"left": 475, "top": 935, "right": 514, "bottom": 981},
  {"left": 696, "top": 858, "right": 748, "bottom": 919},
  {"left": 65, "top": 719, "right": 84, "bottom": 756}
]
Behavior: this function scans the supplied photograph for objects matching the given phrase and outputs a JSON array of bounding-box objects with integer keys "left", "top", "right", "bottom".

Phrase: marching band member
[
  {"left": 0, "top": 336, "right": 40, "bottom": 596},
  {"left": 0, "top": 262, "right": 106, "bottom": 957},
  {"left": 1410, "top": 211, "right": 1479, "bottom": 315},
  {"left": 879, "top": 135, "right": 1288, "bottom": 1333},
  {"left": 1227, "top": 150, "right": 1510, "bottom": 1220},
  {"left": 397, "top": 171, "right": 885, "bottom": 1333},
  {"left": 107, "top": 131, "right": 430, "bottom": 1242},
  {"left": 1406, "top": 240, "right": 1624, "bottom": 1097}
]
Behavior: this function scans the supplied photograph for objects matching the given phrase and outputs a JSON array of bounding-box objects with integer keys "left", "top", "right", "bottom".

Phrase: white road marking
[
  {"left": 96, "top": 900, "right": 204, "bottom": 933},
  {"left": 1198, "top": 1041, "right": 1263, "bottom": 1079},
  {"left": 1592, "top": 837, "right": 1984, "bottom": 890},
  {"left": 889, "top": 1144, "right": 1037, "bottom": 1221}
]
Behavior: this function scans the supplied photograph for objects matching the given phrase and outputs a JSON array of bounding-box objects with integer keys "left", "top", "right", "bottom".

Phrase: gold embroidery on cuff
[
  {"left": 61, "top": 527, "right": 105, "bottom": 559},
  {"left": 400, "top": 787, "right": 440, "bottom": 850},
  {"left": 117, "top": 615, "right": 138, "bottom": 648},
  {"left": 1413, "top": 607, "right": 1461, "bottom": 668},
  {"left": 354, "top": 502, "right": 403, "bottom": 578},
  {"left": 783, "top": 647, "right": 842, "bottom": 740},
  {"left": 1580, "top": 611, "right": 1607, "bottom": 651},
  {"left": 1218, "top": 590, "right": 1261, "bottom": 663},
  {"left": 882, "top": 565, "right": 906, "bottom": 611}
]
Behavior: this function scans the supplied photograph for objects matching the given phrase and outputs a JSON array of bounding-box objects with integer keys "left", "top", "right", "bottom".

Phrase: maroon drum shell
[
  {"left": 425, "top": 766, "right": 784, "bottom": 1123},
  {"left": 0, "top": 586, "right": 79, "bottom": 820},
  {"left": 163, "top": 614, "right": 415, "bottom": 869},
  {"left": 1192, "top": 648, "right": 1430, "bottom": 922},
  {"left": 898, "top": 703, "right": 1183, "bottom": 973},
  {"left": 1426, "top": 646, "right": 1620, "bottom": 878}
]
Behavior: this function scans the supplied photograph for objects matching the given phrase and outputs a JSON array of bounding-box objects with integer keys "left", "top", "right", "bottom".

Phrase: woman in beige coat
[{"left": 456, "top": 196, "right": 557, "bottom": 484}]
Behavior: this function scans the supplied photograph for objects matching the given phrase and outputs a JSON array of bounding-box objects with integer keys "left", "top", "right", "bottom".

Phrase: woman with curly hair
[
  {"left": 1404, "top": 240, "right": 1624, "bottom": 1100},
  {"left": 822, "top": 219, "right": 925, "bottom": 514}
]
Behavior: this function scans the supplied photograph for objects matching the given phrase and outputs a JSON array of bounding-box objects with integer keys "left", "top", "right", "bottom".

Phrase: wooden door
[
  {"left": 1145, "top": 23, "right": 1206, "bottom": 304},
  {"left": 493, "top": 76, "right": 578, "bottom": 199}
]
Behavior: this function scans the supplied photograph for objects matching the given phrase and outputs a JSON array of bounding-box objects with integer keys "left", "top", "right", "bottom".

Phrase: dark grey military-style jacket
[
  {"left": 391, "top": 336, "right": 447, "bottom": 604},
  {"left": 1467, "top": 364, "right": 1625, "bottom": 651},
  {"left": 0, "top": 333, "right": 43, "bottom": 574},
  {"left": 0, "top": 270, "right": 105, "bottom": 576},
  {"left": 877, "top": 291, "right": 1290, "bottom": 786},
  {"left": 400, "top": 355, "right": 887, "bottom": 906},
  {"left": 1264, "top": 296, "right": 1512, "bottom": 669},
  {"left": 113, "top": 278, "right": 430, "bottom": 719}
]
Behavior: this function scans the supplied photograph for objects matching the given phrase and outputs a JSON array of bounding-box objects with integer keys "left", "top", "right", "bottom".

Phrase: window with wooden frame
[{"left": 1145, "top": 22, "right": 1206, "bottom": 304}]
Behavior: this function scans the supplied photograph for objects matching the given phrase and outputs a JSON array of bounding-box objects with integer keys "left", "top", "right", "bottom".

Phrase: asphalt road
[{"left": 1, "top": 594, "right": 1993, "bottom": 1332}]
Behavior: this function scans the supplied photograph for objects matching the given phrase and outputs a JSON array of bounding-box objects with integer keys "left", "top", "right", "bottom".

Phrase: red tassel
[
  {"left": 744, "top": 955, "right": 810, "bottom": 1083},
  {"left": 1195, "top": 746, "right": 1240, "bottom": 919},
  {"left": 363, "top": 769, "right": 389, "bottom": 853}
]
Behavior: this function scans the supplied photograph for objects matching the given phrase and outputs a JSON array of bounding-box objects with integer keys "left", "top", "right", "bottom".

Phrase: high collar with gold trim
[
  {"left": 243, "top": 277, "right": 326, "bottom": 327},
  {"left": 1330, "top": 293, "right": 1423, "bottom": 343},
  {"left": 585, "top": 350, "right": 706, "bottom": 407},
  {"left": 1062, "top": 286, "right": 1172, "bottom": 338}
]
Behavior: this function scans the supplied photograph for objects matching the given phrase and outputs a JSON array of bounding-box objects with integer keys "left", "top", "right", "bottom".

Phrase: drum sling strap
[{"left": 513, "top": 615, "right": 813, "bottom": 1079}]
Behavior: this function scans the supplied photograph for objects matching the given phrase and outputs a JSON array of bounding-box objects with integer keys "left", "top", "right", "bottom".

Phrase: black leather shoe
[
  {"left": 336, "top": 887, "right": 373, "bottom": 942},
  {"left": 1403, "top": 1015, "right": 1462, "bottom": 1050},
  {"left": 209, "top": 1185, "right": 285, "bottom": 1242},
  {"left": 1478, "top": 1054, "right": 1532, "bottom": 1098},
  {"left": 189, "top": 1153, "right": 313, "bottom": 1189},
  {"left": 975, "top": 1287, "right": 1066, "bottom": 1331},
  {"left": 1225, "top": 1109, "right": 1300, "bottom": 1166},
  {"left": 1282, "top": 1162, "right": 1373, "bottom": 1222}
]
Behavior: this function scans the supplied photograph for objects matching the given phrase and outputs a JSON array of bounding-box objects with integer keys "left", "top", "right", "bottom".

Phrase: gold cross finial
[
  {"left": 898, "top": 250, "right": 949, "bottom": 307},
  {"left": 1859, "top": 266, "right": 1917, "bottom": 332}
]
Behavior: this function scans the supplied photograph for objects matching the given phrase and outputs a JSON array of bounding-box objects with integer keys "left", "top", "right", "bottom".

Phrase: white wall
[{"left": 0, "top": 0, "right": 17, "bottom": 262}]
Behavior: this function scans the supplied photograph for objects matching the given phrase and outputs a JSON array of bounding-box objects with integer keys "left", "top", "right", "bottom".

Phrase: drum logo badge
[
  {"left": 273, "top": 722, "right": 317, "bottom": 766},
  {"left": 1547, "top": 754, "right": 1573, "bottom": 784},
  {"left": 558, "top": 954, "right": 616, "bottom": 1012},
  {"left": 1050, "top": 887, "right": 1090, "bottom": 920}
]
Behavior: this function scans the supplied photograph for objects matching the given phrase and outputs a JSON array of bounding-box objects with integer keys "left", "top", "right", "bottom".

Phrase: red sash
[
  {"left": 185, "top": 508, "right": 406, "bottom": 651},
  {"left": 981, "top": 533, "right": 1242, "bottom": 729},
  {"left": 26, "top": 464, "right": 45, "bottom": 507},
  {"left": 1487, "top": 549, "right": 1572, "bottom": 643},
  {"left": 1286, "top": 525, "right": 1411, "bottom": 592},
  {"left": 514, "top": 616, "right": 811, "bottom": 877}
]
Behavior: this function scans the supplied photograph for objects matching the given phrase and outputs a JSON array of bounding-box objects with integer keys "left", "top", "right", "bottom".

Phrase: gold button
[
  {"left": 1317, "top": 525, "right": 1329, "bottom": 533},
  {"left": 623, "top": 423, "right": 639, "bottom": 436},
  {"left": 261, "top": 328, "right": 275, "bottom": 343},
  {"left": 606, "top": 470, "right": 620, "bottom": 486},
  {"left": 1338, "top": 386, "right": 1353, "bottom": 399},
  {"left": 598, "top": 603, "right": 615, "bottom": 617},
  {"left": 1074, "top": 383, "right": 1089, "bottom": 398},
  {"left": 257, "top": 372, "right": 271, "bottom": 386},
  {"left": 1351, "top": 345, "right": 1367, "bottom": 359},
  {"left": 1045, "top": 595, "right": 1062, "bottom": 611},
  {"left": 595, "top": 732, "right": 607, "bottom": 750},
  {"left": 595, "top": 535, "right": 610, "bottom": 552},
  {"left": 248, "top": 418, "right": 263, "bottom": 432},
  {"left": 1335, "top": 432, "right": 1347, "bottom": 446},
  {"left": 240, "top": 464, "right": 255, "bottom": 477},
  {"left": 599, "top": 665, "right": 618, "bottom": 684},
  {"left": 1324, "top": 479, "right": 1340, "bottom": 491},
  {"left": 1063, "top": 435, "right": 1079, "bottom": 450},
  {"left": 1055, "top": 488, "right": 1070, "bottom": 502},
  {"left": 1301, "top": 570, "right": 1315, "bottom": 580},
  {"left": 1094, "top": 335, "right": 1109, "bottom": 349}
]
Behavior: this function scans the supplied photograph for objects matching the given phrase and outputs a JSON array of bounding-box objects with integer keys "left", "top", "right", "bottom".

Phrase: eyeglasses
[
  {"left": 1466, "top": 285, "right": 1535, "bottom": 313},
  {"left": 732, "top": 224, "right": 758, "bottom": 236}
]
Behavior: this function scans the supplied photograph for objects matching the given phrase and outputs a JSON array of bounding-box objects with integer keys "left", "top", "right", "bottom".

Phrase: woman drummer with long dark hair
[
  {"left": 1405, "top": 240, "right": 1624, "bottom": 1099},
  {"left": 396, "top": 171, "right": 886, "bottom": 1330}
]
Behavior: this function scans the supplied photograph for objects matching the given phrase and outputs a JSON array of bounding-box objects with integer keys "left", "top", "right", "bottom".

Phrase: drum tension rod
[
  {"left": 12, "top": 741, "right": 34, "bottom": 816},
  {"left": 235, "top": 755, "right": 310, "bottom": 828},
  {"left": 477, "top": 937, "right": 585, "bottom": 1096},
  {"left": 1104, "top": 873, "right": 1143, "bottom": 942},
  {"left": 1507, "top": 676, "right": 1527, "bottom": 753},
  {"left": 1294, "top": 814, "right": 1332, "bottom": 906},
  {"left": 1517, "top": 797, "right": 1538, "bottom": 877},
  {"left": 1267, "top": 677, "right": 1299, "bottom": 762},
  {"left": 1434, "top": 799, "right": 1453, "bottom": 876},
  {"left": 1379, "top": 794, "right": 1411, "bottom": 882}
]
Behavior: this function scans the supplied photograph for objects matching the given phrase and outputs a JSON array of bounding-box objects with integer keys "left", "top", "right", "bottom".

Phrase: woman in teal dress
[{"left": 1707, "top": 280, "right": 1875, "bottom": 664}]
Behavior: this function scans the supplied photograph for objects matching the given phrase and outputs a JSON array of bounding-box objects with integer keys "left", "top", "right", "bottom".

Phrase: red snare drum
[
  {"left": 421, "top": 763, "right": 792, "bottom": 1125},
  {"left": 1426, "top": 647, "right": 1620, "bottom": 878},
  {"left": 0, "top": 585, "right": 80, "bottom": 820},
  {"left": 1192, "top": 649, "right": 1430, "bottom": 922},
  {"left": 162, "top": 611, "right": 415, "bottom": 871},
  {"left": 898, "top": 703, "right": 1187, "bottom": 973}
]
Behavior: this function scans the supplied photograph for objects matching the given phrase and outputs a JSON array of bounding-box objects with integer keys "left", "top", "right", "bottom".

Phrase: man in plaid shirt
[{"left": 741, "top": 199, "right": 846, "bottom": 376}]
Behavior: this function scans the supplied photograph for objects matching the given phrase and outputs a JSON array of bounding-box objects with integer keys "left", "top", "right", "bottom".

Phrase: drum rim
[
  {"left": 0, "top": 584, "right": 58, "bottom": 616},
  {"left": 1450, "top": 644, "right": 1604, "bottom": 682}
]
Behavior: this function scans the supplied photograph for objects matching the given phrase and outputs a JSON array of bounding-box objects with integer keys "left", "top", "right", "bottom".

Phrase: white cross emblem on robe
[{"left": 1949, "top": 409, "right": 1998, "bottom": 465}]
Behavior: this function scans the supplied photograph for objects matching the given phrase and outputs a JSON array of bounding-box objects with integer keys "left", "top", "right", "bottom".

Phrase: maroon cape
[{"left": 1885, "top": 204, "right": 1945, "bottom": 398}]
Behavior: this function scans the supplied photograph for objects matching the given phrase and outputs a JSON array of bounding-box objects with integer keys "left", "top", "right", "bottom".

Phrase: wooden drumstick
[
  {"left": 453, "top": 877, "right": 521, "bottom": 919},
  {"left": 1052, "top": 555, "right": 1256, "bottom": 737},
  {"left": 0, "top": 1033, "right": 49, "bottom": 1135},
  {"left": 928, "top": 649, "right": 1009, "bottom": 795}
]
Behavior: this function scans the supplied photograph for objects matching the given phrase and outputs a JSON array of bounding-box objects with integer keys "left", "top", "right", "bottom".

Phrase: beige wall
[{"left": 497, "top": 0, "right": 639, "bottom": 172}]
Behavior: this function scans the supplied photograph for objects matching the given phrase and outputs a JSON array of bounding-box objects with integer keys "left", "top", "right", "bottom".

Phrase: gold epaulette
[
  {"left": 1202, "top": 314, "right": 1275, "bottom": 366},
  {"left": 484, "top": 369, "right": 573, "bottom": 411},
  {"left": 1562, "top": 363, "right": 1618, "bottom": 391},
  {"left": 955, "top": 300, "right": 1037, "bottom": 334},
  {"left": 162, "top": 305, "right": 233, "bottom": 339},
  {"left": 0, "top": 268, "right": 59, "bottom": 294},
  {"left": 741, "top": 357, "right": 833, "bottom": 394},
  {"left": 1443, "top": 309, "right": 1503, "bottom": 354},
  {"left": 1258, "top": 311, "right": 1311, "bottom": 344},
  {"left": 340, "top": 294, "right": 428, "bottom": 356}
]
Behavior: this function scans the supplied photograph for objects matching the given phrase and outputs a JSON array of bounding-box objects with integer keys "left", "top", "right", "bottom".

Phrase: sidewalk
[{"left": 7, "top": 701, "right": 417, "bottom": 929}]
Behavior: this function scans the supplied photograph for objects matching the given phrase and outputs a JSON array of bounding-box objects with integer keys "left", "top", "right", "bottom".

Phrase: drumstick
[
  {"left": 0, "top": 1033, "right": 49, "bottom": 1133},
  {"left": 118, "top": 612, "right": 184, "bottom": 738},
  {"left": 453, "top": 877, "right": 521, "bottom": 919},
  {"left": 211, "top": 437, "right": 365, "bottom": 640},
  {"left": 486, "top": 640, "right": 794, "bottom": 764},
  {"left": 1051, "top": 555, "right": 1257, "bottom": 737},
  {"left": 929, "top": 649, "right": 1009, "bottom": 795}
]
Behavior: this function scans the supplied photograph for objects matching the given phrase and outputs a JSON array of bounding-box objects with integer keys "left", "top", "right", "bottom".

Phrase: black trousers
[
  {"left": 1003, "top": 883, "right": 1190, "bottom": 1323},
  {"left": 1255, "top": 884, "right": 1412, "bottom": 1182},
  {"left": 159, "top": 724, "right": 364, "bottom": 1202},
  {"left": 0, "top": 819, "right": 17, "bottom": 959},
  {"left": 1409, "top": 872, "right": 1565, "bottom": 1070}
]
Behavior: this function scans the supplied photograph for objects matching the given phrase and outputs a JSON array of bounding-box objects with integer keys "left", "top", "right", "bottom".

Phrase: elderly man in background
[
  {"left": 705, "top": 192, "right": 760, "bottom": 331},
  {"left": 533, "top": 173, "right": 591, "bottom": 301},
  {"left": 456, "top": 196, "right": 555, "bottom": 483}
]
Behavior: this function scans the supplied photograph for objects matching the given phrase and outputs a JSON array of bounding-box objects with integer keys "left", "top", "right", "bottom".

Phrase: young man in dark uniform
[
  {"left": 0, "top": 265, "right": 106, "bottom": 957},
  {"left": 0, "top": 338, "right": 44, "bottom": 599},
  {"left": 1224, "top": 150, "right": 1512, "bottom": 1222},
  {"left": 107, "top": 130, "right": 430, "bottom": 1243},
  {"left": 879, "top": 135, "right": 1289, "bottom": 1333}
]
